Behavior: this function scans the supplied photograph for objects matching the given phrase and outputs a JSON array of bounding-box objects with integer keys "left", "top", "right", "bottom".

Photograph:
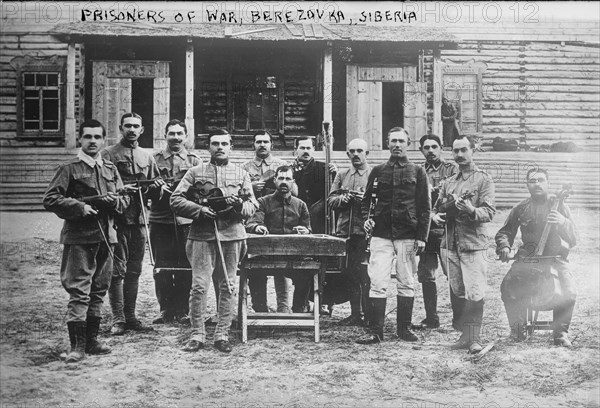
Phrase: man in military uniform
[
  {"left": 357, "top": 128, "right": 431, "bottom": 344},
  {"left": 413, "top": 134, "right": 457, "bottom": 330},
  {"left": 433, "top": 135, "right": 495, "bottom": 353},
  {"left": 101, "top": 112, "right": 163, "bottom": 335},
  {"left": 242, "top": 131, "right": 292, "bottom": 313},
  {"left": 44, "top": 119, "right": 129, "bottom": 362},
  {"left": 171, "top": 129, "right": 257, "bottom": 353},
  {"left": 149, "top": 119, "right": 202, "bottom": 324},
  {"left": 496, "top": 168, "right": 577, "bottom": 347},
  {"left": 328, "top": 138, "right": 371, "bottom": 326}
]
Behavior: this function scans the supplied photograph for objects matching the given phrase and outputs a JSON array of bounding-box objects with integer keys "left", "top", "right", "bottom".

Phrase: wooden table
[{"left": 238, "top": 234, "right": 346, "bottom": 343}]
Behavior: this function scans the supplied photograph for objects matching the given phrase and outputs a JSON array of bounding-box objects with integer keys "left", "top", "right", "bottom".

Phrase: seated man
[
  {"left": 496, "top": 168, "right": 577, "bottom": 346},
  {"left": 246, "top": 165, "right": 311, "bottom": 312}
]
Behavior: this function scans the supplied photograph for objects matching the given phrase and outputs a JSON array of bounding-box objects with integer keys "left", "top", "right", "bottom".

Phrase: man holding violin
[
  {"left": 171, "top": 129, "right": 257, "bottom": 353},
  {"left": 327, "top": 138, "right": 371, "bottom": 326},
  {"left": 44, "top": 119, "right": 129, "bottom": 362},
  {"left": 242, "top": 131, "right": 291, "bottom": 313},
  {"left": 149, "top": 119, "right": 202, "bottom": 324},
  {"left": 101, "top": 112, "right": 164, "bottom": 335},
  {"left": 433, "top": 135, "right": 495, "bottom": 353},
  {"left": 496, "top": 168, "right": 577, "bottom": 347}
]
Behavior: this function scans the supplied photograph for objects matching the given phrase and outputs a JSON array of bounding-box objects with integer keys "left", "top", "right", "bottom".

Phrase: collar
[
  {"left": 295, "top": 157, "right": 314, "bottom": 170},
  {"left": 275, "top": 191, "right": 293, "bottom": 204},
  {"left": 120, "top": 139, "right": 139, "bottom": 149},
  {"left": 161, "top": 148, "right": 188, "bottom": 160},
  {"left": 78, "top": 150, "right": 103, "bottom": 168},
  {"left": 350, "top": 165, "right": 370, "bottom": 176},
  {"left": 252, "top": 155, "right": 274, "bottom": 167},
  {"left": 387, "top": 156, "right": 409, "bottom": 167},
  {"left": 425, "top": 159, "right": 443, "bottom": 172},
  {"left": 456, "top": 163, "right": 477, "bottom": 179},
  {"left": 210, "top": 158, "right": 229, "bottom": 166}
]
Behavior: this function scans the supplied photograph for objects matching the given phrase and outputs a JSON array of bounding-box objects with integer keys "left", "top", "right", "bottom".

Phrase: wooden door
[
  {"left": 403, "top": 82, "right": 428, "bottom": 150},
  {"left": 92, "top": 61, "right": 170, "bottom": 147}
]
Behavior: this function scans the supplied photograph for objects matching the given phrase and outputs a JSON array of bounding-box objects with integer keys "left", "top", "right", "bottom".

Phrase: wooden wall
[{"left": 0, "top": 34, "right": 84, "bottom": 147}]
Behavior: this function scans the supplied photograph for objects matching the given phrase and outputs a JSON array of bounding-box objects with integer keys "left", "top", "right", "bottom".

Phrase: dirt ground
[{"left": 1, "top": 209, "right": 599, "bottom": 408}]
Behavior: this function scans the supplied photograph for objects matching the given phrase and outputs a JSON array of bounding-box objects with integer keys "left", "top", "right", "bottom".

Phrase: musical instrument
[
  {"left": 329, "top": 188, "right": 365, "bottom": 202},
  {"left": 510, "top": 185, "right": 572, "bottom": 311},
  {"left": 323, "top": 121, "right": 333, "bottom": 235},
  {"left": 439, "top": 190, "right": 475, "bottom": 218},
  {"left": 184, "top": 180, "right": 251, "bottom": 295},
  {"left": 363, "top": 178, "right": 379, "bottom": 263}
]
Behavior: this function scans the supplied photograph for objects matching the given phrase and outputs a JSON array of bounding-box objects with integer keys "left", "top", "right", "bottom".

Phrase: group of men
[{"left": 44, "top": 113, "right": 578, "bottom": 362}]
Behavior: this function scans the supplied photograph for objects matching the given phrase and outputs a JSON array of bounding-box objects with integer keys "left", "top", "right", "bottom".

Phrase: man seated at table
[{"left": 246, "top": 165, "right": 312, "bottom": 313}]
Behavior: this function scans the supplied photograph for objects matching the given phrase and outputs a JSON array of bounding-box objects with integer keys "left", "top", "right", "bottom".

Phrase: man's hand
[
  {"left": 252, "top": 180, "right": 266, "bottom": 193},
  {"left": 328, "top": 163, "right": 337, "bottom": 174},
  {"left": 99, "top": 192, "right": 118, "bottom": 205},
  {"left": 293, "top": 226, "right": 310, "bottom": 235},
  {"left": 225, "top": 196, "right": 243, "bottom": 206},
  {"left": 255, "top": 225, "right": 269, "bottom": 235},
  {"left": 159, "top": 185, "right": 172, "bottom": 200},
  {"left": 340, "top": 193, "right": 351, "bottom": 204},
  {"left": 364, "top": 219, "right": 375, "bottom": 234},
  {"left": 432, "top": 213, "right": 446, "bottom": 226},
  {"left": 456, "top": 197, "right": 476, "bottom": 215},
  {"left": 199, "top": 206, "right": 216, "bottom": 220},
  {"left": 82, "top": 204, "right": 98, "bottom": 217},
  {"left": 547, "top": 210, "right": 566, "bottom": 226},
  {"left": 498, "top": 247, "right": 511, "bottom": 263},
  {"left": 415, "top": 240, "right": 426, "bottom": 255}
]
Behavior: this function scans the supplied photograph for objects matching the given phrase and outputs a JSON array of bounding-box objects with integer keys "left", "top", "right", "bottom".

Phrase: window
[
  {"left": 232, "top": 76, "right": 279, "bottom": 132},
  {"left": 22, "top": 72, "right": 61, "bottom": 133}
]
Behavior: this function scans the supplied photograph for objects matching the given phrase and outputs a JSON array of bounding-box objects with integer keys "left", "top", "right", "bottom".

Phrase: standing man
[
  {"left": 328, "top": 138, "right": 371, "bottom": 326},
  {"left": 101, "top": 112, "right": 163, "bottom": 335},
  {"left": 44, "top": 119, "right": 129, "bottom": 362},
  {"left": 149, "top": 119, "right": 202, "bottom": 324},
  {"left": 496, "top": 168, "right": 577, "bottom": 346},
  {"left": 433, "top": 135, "right": 495, "bottom": 353},
  {"left": 242, "top": 131, "right": 291, "bottom": 313},
  {"left": 246, "top": 165, "right": 312, "bottom": 311},
  {"left": 441, "top": 96, "right": 460, "bottom": 148},
  {"left": 413, "top": 134, "right": 457, "bottom": 330},
  {"left": 171, "top": 129, "right": 257, "bottom": 353},
  {"left": 292, "top": 136, "right": 336, "bottom": 313},
  {"left": 356, "top": 127, "right": 431, "bottom": 344}
]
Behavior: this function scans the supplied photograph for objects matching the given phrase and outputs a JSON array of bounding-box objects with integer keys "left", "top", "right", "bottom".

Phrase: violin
[
  {"left": 185, "top": 181, "right": 250, "bottom": 215},
  {"left": 439, "top": 190, "right": 475, "bottom": 218}
]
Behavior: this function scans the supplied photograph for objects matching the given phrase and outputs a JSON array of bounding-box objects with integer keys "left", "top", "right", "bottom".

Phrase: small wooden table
[{"left": 238, "top": 234, "right": 346, "bottom": 343}]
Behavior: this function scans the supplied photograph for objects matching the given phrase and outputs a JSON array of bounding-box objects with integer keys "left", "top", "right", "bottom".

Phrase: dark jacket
[
  {"left": 361, "top": 157, "right": 431, "bottom": 242},
  {"left": 246, "top": 192, "right": 311, "bottom": 235}
]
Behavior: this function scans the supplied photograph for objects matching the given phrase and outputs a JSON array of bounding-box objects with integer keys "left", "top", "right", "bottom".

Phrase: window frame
[{"left": 15, "top": 60, "right": 66, "bottom": 140}]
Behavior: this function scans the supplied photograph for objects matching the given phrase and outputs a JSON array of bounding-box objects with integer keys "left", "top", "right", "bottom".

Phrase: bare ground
[{"left": 0, "top": 209, "right": 599, "bottom": 408}]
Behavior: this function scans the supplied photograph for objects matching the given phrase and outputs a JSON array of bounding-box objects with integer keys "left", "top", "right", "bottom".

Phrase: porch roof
[{"left": 51, "top": 22, "right": 457, "bottom": 47}]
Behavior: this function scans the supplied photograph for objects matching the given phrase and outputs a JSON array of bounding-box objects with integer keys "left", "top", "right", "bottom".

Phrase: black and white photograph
[{"left": 0, "top": 1, "right": 599, "bottom": 407}]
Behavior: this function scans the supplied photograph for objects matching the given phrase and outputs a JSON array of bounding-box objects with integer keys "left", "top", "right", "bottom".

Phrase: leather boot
[
  {"left": 503, "top": 300, "right": 527, "bottom": 341},
  {"left": 124, "top": 274, "right": 153, "bottom": 332},
  {"left": 85, "top": 316, "right": 111, "bottom": 355},
  {"left": 248, "top": 274, "right": 268, "bottom": 313},
  {"left": 356, "top": 298, "right": 386, "bottom": 344},
  {"left": 553, "top": 299, "right": 575, "bottom": 347},
  {"left": 65, "top": 321, "right": 87, "bottom": 363},
  {"left": 450, "top": 299, "right": 471, "bottom": 350},
  {"left": 450, "top": 288, "right": 465, "bottom": 331},
  {"left": 413, "top": 282, "right": 440, "bottom": 330},
  {"left": 397, "top": 296, "right": 418, "bottom": 342},
  {"left": 109, "top": 277, "right": 125, "bottom": 325},
  {"left": 153, "top": 271, "right": 173, "bottom": 323}
]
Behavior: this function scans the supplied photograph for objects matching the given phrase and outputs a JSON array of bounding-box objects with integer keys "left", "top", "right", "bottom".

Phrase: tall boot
[
  {"left": 123, "top": 274, "right": 153, "bottom": 332},
  {"left": 553, "top": 299, "right": 575, "bottom": 347},
  {"left": 413, "top": 282, "right": 440, "bottom": 330},
  {"left": 356, "top": 298, "right": 386, "bottom": 344},
  {"left": 153, "top": 271, "right": 174, "bottom": 324},
  {"left": 450, "top": 288, "right": 465, "bottom": 331},
  {"left": 85, "top": 316, "right": 111, "bottom": 355},
  {"left": 248, "top": 275, "right": 268, "bottom": 313},
  {"left": 65, "top": 321, "right": 87, "bottom": 363},
  {"left": 450, "top": 299, "right": 471, "bottom": 350},
  {"left": 467, "top": 300, "right": 484, "bottom": 353},
  {"left": 503, "top": 300, "right": 527, "bottom": 341},
  {"left": 397, "top": 296, "right": 419, "bottom": 342}
]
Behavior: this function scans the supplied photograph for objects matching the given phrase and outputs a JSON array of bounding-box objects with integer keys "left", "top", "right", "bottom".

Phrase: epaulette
[
  {"left": 65, "top": 157, "right": 81, "bottom": 164},
  {"left": 187, "top": 151, "right": 201, "bottom": 159},
  {"left": 102, "top": 159, "right": 116, "bottom": 168}
]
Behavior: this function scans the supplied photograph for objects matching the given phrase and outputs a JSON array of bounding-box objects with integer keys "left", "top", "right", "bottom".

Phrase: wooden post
[
  {"left": 185, "top": 39, "right": 195, "bottom": 148},
  {"left": 322, "top": 43, "right": 333, "bottom": 137},
  {"left": 65, "top": 43, "right": 76, "bottom": 149},
  {"left": 433, "top": 50, "right": 442, "bottom": 137}
]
